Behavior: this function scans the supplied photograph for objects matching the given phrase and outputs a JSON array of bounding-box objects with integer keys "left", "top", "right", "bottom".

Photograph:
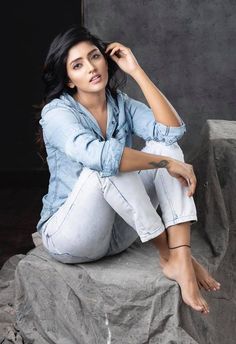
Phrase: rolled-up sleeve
[
  {"left": 99, "top": 138, "right": 125, "bottom": 177},
  {"left": 40, "top": 107, "right": 125, "bottom": 176},
  {"left": 124, "top": 94, "right": 186, "bottom": 145}
]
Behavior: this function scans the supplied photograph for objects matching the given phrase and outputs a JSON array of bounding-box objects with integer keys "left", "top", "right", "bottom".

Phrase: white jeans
[{"left": 41, "top": 141, "right": 197, "bottom": 263}]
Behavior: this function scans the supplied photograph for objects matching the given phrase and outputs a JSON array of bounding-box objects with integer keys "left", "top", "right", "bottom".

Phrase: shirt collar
[
  {"left": 61, "top": 89, "right": 119, "bottom": 140},
  {"left": 61, "top": 88, "right": 119, "bottom": 115}
]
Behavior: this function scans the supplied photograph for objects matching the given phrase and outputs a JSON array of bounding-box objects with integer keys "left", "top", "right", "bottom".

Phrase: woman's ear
[{"left": 67, "top": 79, "right": 75, "bottom": 89}]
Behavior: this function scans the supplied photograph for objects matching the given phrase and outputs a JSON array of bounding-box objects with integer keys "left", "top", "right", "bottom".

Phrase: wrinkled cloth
[
  {"left": 0, "top": 120, "right": 236, "bottom": 344},
  {"left": 0, "top": 255, "right": 24, "bottom": 344}
]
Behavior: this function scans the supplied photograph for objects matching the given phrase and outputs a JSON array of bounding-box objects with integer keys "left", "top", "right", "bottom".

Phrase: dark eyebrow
[{"left": 70, "top": 48, "right": 100, "bottom": 65}]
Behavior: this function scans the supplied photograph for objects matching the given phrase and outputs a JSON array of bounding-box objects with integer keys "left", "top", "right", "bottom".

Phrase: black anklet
[{"left": 168, "top": 244, "right": 191, "bottom": 249}]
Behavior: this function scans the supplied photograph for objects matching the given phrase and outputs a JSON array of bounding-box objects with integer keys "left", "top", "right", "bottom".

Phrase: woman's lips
[{"left": 90, "top": 75, "right": 101, "bottom": 84}]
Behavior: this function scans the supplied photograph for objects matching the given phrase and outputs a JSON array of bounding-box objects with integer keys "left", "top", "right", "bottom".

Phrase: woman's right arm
[{"left": 119, "top": 147, "right": 196, "bottom": 197}]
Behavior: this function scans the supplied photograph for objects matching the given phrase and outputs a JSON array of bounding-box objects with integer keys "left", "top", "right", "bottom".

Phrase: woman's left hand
[{"left": 105, "top": 42, "right": 141, "bottom": 76}]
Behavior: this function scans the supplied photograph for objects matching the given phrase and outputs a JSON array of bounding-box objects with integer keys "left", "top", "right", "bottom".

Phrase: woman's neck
[{"left": 75, "top": 90, "right": 107, "bottom": 114}]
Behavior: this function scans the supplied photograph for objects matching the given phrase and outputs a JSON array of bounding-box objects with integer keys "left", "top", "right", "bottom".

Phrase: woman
[{"left": 35, "top": 25, "right": 220, "bottom": 315}]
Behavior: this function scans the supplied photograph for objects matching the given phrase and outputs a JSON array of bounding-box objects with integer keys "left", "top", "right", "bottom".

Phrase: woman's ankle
[
  {"left": 168, "top": 246, "right": 192, "bottom": 260},
  {"left": 152, "top": 231, "right": 169, "bottom": 260}
]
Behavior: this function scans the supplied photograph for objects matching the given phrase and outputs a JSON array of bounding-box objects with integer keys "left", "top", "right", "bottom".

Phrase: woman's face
[{"left": 66, "top": 41, "right": 109, "bottom": 95}]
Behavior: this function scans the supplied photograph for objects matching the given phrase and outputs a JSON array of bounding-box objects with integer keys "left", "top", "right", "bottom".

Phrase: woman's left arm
[{"left": 105, "top": 43, "right": 182, "bottom": 127}]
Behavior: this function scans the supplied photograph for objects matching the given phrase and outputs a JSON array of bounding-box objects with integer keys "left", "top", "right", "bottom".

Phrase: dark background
[
  {"left": 1, "top": 0, "right": 82, "bottom": 171},
  {"left": 0, "top": 0, "right": 235, "bottom": 267},
  {"left": 0, "top": 0, "right": 83, "bottom": 267}
]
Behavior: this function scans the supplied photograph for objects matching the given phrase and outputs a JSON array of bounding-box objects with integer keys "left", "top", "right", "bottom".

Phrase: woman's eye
[
  {"left": 92, "top": 54, "right": 100, "bottom": 59},
  {"left": 73, "top": 63, "right": 82, "bottom": 69}
]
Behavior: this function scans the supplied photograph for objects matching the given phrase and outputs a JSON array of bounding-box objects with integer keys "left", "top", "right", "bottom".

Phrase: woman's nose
[{"left": 86, "top": 60, "right": 96, "bottom": 72}]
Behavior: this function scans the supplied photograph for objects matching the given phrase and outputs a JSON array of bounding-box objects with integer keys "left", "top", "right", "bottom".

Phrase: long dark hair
[{"left": 35, "top": 25, "right": 127, "bottom": 163}]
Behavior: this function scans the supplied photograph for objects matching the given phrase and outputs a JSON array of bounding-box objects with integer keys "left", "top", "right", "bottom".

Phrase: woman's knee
[
  {"left": 161, "top": 142, "right": 184, "bottom": 161},
  {"left": 142, "top": 140, "right": 185, "bottom": 161}
]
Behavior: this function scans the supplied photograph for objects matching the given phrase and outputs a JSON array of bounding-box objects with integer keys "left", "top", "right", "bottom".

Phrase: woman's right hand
[
  {"left": 165, "top": 158, "right": 197, "bottom": 197},
  {"left": 105, "top": 42, "right": 140, "bottom": 75}
]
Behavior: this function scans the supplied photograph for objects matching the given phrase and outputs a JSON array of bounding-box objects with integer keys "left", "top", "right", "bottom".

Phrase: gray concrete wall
[{"left": 84, "top": 0, "right": 236, "bottom": 158}]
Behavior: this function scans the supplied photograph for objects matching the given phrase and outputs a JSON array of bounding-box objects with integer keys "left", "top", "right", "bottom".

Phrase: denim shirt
[{"left": 36, "top": 88, "right": 186, "bottom": 233}]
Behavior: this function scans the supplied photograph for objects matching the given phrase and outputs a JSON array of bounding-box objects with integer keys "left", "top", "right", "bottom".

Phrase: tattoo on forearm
[{"left": 149, "top": 160, "right": 169, "bottom": 168}]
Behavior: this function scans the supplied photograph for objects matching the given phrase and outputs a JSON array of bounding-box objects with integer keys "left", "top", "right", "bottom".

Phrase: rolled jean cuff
[
  {"left": 139, "top": 223, "right": 166, "bottom": 243},
  {"left": 164, "top": 214, "right": 198, "bottom": 228}
]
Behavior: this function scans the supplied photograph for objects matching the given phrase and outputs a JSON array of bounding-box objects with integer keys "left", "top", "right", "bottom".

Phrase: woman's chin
[{"left": 89, "top": 82, "right": 107, "bottom": 93}]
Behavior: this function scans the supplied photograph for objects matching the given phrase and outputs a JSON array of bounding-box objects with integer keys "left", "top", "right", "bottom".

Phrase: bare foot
[
  {"left": 160, "top": 254, "right": 220, "bottom": 292},
  {"left": 162, "top": 251, "right": 210, "bottom": 314},
  {"left": 191, "top": 257, "right": 221, "bottom": 292},
  {"left": 159, "top": 256, "right": 166, "bottom": 269}
]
